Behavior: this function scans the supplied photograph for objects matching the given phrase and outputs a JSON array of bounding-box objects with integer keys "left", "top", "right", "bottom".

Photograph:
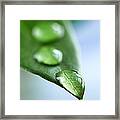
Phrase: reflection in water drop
[{"left": 51, "top": 23, "right": 64, "bottom": 37}]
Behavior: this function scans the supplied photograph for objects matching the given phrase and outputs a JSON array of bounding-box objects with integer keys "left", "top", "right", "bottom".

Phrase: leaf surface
[{"left": 20, "top": 20, "right": 84, "bottom": 99}]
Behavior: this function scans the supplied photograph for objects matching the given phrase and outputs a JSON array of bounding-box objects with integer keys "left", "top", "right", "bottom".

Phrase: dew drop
[
  {"left": 33, "top": 46, "right": 63, "bottom": 65},
  {"left": 56, "top": 69, "right": 85, "bottom": 99},
  {"left": 32, "top": 21, "right": 64, "bottom": 43}
]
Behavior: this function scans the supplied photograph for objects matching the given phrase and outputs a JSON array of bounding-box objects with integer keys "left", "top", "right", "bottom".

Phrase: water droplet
[
  {"left": 33, "top": 46, "right": 63, "bottom": 65},
  {"left": 56, "top": 69, "right": 85, "bottom": 99},
  {"left": 32, "top": 21, "right": 64, "bottom": 43}
]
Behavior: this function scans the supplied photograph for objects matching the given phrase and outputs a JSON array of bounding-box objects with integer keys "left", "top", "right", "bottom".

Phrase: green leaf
[{"left": 20, "top": 20, "right": 85, "bottom": 99}]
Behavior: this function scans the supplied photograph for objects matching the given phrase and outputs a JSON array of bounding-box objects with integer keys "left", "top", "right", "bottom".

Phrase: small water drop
[
  {"left": 32, "top": 21, "right": 64, "bottom": 43},
  {"left": 33, "top": 46, "right": 63, "bottom": 65},
  {"left": 56, "top": 69, "right": 85, "bottom": 100}
]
